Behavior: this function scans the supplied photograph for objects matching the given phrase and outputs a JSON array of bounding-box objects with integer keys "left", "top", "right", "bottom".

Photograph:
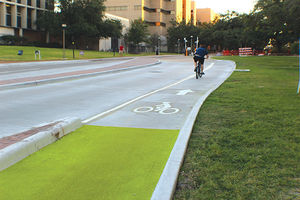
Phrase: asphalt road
[{"left": 0, "top": 56, "right": 235, "bottom": 138}]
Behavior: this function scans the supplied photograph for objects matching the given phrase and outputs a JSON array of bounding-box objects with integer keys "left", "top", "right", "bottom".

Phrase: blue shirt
[{"left": 195, "top": 47, "right": 208, "bottom": 58}]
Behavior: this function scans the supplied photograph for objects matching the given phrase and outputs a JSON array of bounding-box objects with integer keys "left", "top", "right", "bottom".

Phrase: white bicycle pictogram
[{"left": 134, "top": 102, "right": 179, "bottom": 115}]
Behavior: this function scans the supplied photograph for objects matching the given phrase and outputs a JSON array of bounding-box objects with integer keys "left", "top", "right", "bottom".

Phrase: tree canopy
[
  {"left": 124, "top": 19, "right": 149, "bottom": 52},
  {"left": 167, "top": 0, "right": 299, "bottom": 52},
  {"left": 124, "top": 20, "right": 149, "bottom": 46},
  {"left": 37, "top": 0, "right": 122, "bottom": 47}
]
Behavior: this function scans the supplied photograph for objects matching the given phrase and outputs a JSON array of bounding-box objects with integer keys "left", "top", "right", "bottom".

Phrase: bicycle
[
  {"left": 195, "top": 61, "right": 202, "bottom": 79},
  {"left": 133, "top": 102, "right": 179, "bottom": 115},
  {"left": 195, "top": 55, "right": 208, "bottom": 79}
]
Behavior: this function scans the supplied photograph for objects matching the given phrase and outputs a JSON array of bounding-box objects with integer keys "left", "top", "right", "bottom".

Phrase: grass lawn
[
  {"left": 0, "top": 126, "right": 179, "bottom": 200},
  {"left": 0, "top": 45, "right": 175, "bottom": 61},
  {"left": 174, "top": 56, "right": 300, "bottom": 199}
]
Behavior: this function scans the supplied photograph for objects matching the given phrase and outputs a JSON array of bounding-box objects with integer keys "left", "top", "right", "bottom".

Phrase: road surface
[{"left": 0, "top": 56, "right": 235, "bottom": 138}]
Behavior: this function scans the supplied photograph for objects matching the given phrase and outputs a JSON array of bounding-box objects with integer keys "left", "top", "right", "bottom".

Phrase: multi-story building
[
  {"left": 104, "top": 0, "right": 197, "bottom": 36},
  {"left": 196, "top": 8, "right": 218, "bottom": 24},
  {"left": 190, "top": 0, "right": 196, "bottom": 25},
  {"left": 0, "top": 0, "right": 48, "bottom": 40},
  {"left": 182, "top": 0, "right": 190, "bottom": 24}
]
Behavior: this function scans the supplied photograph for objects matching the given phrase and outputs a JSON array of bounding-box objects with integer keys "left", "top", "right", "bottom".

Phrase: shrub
[
  {"left": 0, "top": 35, "right": 27, "bottom": 45},
  {"left": 290, "top": 41, "right": 299, "bottom": 55}
]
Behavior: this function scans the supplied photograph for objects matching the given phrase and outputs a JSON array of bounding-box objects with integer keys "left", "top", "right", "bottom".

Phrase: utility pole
[{"left": 62, "top": 24, "right": 67, "bottom": 59}]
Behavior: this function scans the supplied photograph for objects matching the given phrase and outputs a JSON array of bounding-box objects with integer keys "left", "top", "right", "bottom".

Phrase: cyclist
[{"left": 193, "top": 44, "right": 208, "bottom": 75}]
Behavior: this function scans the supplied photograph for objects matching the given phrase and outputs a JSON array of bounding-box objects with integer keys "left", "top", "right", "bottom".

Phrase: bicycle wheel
[
  {"left": 133, "top": 107, "right": 153, "bottom": 113},
  {"left": 196, "top": 65, "right": 200, "bottom": 79},
  {"left": 159, "top": 108, "right": 180, "bottom": 114}
]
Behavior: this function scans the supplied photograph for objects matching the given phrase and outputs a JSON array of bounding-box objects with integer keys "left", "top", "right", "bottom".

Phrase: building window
[
  {"left": 17, "top": 7, "right": 22, "bottom": 27},
  {"left": 143, "top": 6, "right": 156, "bottom": 12},
  {"left": 36, "top": 10, "right": 41, "bottom": 29},
  {"left": 161, "top": 9, "right": 171, "bottom": 14},
  {"left": 134, "top": 5, "right": 141, "bottom": 10},
  {"left": 27, "top": 8, "right": 32, "bottom": 29},
  {"left": 6, "top": 5, "right": 12, "bottom": 26},
  {"left": 17, "top": 0, "right": 21, "bottom": 3},
  {"left": 145, "top": 21, "right": 166, "bottom": 27},
  {"left": 106, "top": 6, "right": 128, "bottom": 11},
  {"left": 27, "top": 0, "right": 31, "bottom": 6},
  {"left": 37, "top": 0, "right": 40, "bottom": 7}
]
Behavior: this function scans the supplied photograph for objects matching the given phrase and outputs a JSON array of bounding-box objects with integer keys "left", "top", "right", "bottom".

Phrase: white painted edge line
[
  {"left": 235, "top": 69, "right": 250, "bottom": 72},
  {"left": 0, "top": 60, "right": 90, "bottom": 67},
  {"left": 0, "top": 60, "right": 161, "bottom": 90},
  {"left": 151, "top": 61, "right": 236, "bottom": 200},
  {"left": 0, "top": 117, "right": 82, "bottom": 172},
  {"left": 82, "top": 63, "right": 215, "bottom": 124}
]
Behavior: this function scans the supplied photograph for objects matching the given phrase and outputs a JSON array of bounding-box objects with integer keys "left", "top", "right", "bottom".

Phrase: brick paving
[
  {"left": 0, "top": 57, "right": 159, "bottom": 86},
  {"left": 0, "top": 121, "right": 60, "bottom": 150}
]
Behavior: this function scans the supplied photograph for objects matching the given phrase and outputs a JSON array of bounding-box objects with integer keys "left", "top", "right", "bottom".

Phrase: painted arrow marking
[{"left": 176, "top": 89, "right": 194, "bottom": 96}]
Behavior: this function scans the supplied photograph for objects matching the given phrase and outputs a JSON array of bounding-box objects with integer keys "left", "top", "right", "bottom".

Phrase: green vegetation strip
[
  {"left": 174, "top": 56, "right": 300, "bottom": 199},
  {"left": 0, "top": 126, "right": 179, "bottom": 200},
  {"left": 0, "top": 45, "right": 175, "bottom": 61}
]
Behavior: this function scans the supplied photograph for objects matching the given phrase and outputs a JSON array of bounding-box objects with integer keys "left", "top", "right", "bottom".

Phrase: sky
[{"left": 195, "top": 0, "right": 257, "bottom": 14}]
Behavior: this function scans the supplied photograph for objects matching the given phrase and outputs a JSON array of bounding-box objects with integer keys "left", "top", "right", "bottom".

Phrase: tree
[
  {"left": 36, "top": 0, "right": 122, "bottom": 48},
  {"left": 254, "top": 0, "right": 291, "bottom": 51},
  {"left": 167, "top": 21, "right": 200, "bottom": 52},
  {"left": 124, "top": 19, "right": 149, "bottom": 52},
  {"left": 284, "top": 0, "right": 300, "bottom": 41},
  {"left": 165, "top": 1, "right": 298, "bottom": 53},
  {"left": 148, "top": 34, "right": 160, "bottom": 51}
]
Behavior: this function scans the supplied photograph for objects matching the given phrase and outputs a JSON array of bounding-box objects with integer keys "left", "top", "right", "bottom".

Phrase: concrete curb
[
  {"left": 0, "top": 60, "right": 162, "bottom": 90},
  {"left": 0, "top": 57, "right": 134, "bottom": 67},
  {"left": 0, "top": 117, "right": 82, "bottom": 171},
  {"left": 151, "top": 60, "right": 236, "bottom": 200}
]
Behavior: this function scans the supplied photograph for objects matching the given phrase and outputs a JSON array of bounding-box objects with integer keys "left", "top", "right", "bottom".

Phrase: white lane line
[
  {"left": 0, "top": 69, "right": 36, "bottom": 74},
  {"left": 82, "top": 62, "right": 215, "bottom": 124}
]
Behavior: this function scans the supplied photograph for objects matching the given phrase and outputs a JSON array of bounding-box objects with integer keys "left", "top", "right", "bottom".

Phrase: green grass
[
  {"left": 174, "top": 56, "right": 300, "bottom": 199},
  {"left": 0, "top": 126, "right": 179, "bottom": 200},
  {"left": 0, "top": 45, "right": 175, "bottom": 61}
]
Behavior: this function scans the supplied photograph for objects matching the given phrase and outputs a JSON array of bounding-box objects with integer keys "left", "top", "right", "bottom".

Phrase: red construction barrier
[
  {"left": 239, "top": 47, "right": 252, "bottom": 56},
  {"left": 222, "top": 50, "right": 231, "bottom": 56}
]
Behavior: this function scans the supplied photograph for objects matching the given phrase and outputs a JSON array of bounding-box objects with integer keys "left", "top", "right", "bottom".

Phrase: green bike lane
[
  {"left": 0, "top": 126, "right": 178, "bottom": 200},
  {"left": 0, "top": 59, "right": 235, "bottom": 199}
]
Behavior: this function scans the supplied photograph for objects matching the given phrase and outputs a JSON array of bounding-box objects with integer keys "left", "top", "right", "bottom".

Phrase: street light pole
[
  {"left": 184, "top": 37, "right": 187, "bottom": 56},
  {"left": 297, "top": 37, "right": 300, "bottom": 94},
  {"left": 177, "top": 39, "right": 180, "bottom": 54},
  {"left": 156, "top": 36, "right": 160, "bottom": 55},
  {"left": 190, "top": 36, "right": 193, "bottom": 50},
  {"left": 62, "top": 24, "right": 67, "bottom": 59}
]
